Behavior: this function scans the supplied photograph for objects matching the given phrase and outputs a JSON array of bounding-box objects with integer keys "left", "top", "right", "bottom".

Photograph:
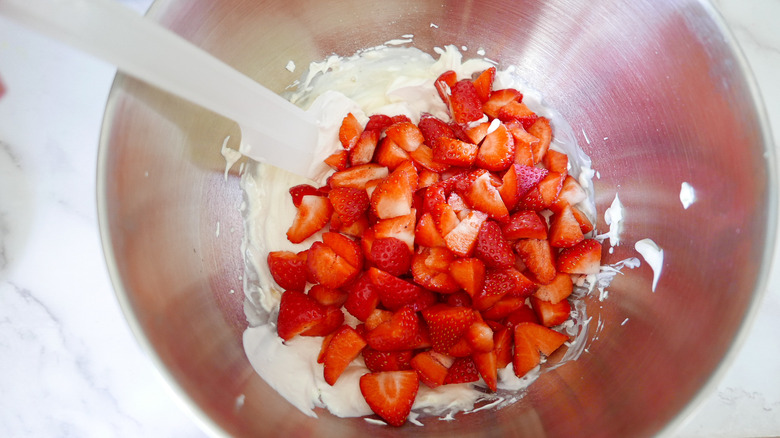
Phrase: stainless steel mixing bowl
[{"left": 97, "top": 0, "right": 776, "bottom": 436}]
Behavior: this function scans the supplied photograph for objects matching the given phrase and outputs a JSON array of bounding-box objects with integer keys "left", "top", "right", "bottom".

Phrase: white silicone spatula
[{"left": 0, "top": 0, "right": 320, "bottom": 179}]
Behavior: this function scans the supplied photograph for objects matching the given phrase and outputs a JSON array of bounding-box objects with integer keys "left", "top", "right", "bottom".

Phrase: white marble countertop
[{"left": 1, "top": 0, "right": 778, "bottom": 436}]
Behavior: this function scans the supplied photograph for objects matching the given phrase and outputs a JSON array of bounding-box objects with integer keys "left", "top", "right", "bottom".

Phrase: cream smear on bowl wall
[{"left": 226, "top": 39, "right": 664, "bottom": 424}]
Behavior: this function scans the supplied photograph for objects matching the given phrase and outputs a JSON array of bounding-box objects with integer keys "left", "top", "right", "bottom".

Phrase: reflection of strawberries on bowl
[{"left": 98, "top": 0, "right": 774, "bottom": 436}]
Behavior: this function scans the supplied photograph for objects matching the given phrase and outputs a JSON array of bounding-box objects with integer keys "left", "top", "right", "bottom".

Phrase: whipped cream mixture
[{"left": 237, "top": 43, "right": 642, "bottom": 423}]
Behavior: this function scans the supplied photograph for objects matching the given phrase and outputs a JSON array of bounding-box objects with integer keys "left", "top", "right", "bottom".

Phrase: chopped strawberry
[
  {"left": 557, "top": 239, "right": 602, "bottom": 275},
  {"left": 444, "top": 357, "right": 480, "bottom": 384},
  {"left": 308, "top": 284, "right": 348, "bottom": 307},
  {"left": 344, "top": 273, "right": 380, "bottom": 321},
  {"left": 300, "top": 305, "right": 343, "bottom": 336},
  {"left": 444, "top": 210, "right": 488, "bottom": 257},
  {"left": 514, "top": 238, "right": 557, "bottom": 284},
  {"left": 497, "top": 100, "right": 538, "bottom": 129},
  {"left": 322, "top": 325, "right": 366, "bottom": 385},
  {"left": 373, "top": 209, "right": 417, "bottom": 252},
  {"left": 418, "top": 113, "right": 455, "bottom": 145},
  {"left": 446, "top": 291, "right": 473, "bottom": 307},
  {"left": 473, "top": 267, "right": 535, "bottom": 310},
  {"left": 432, "top": 137, "right": 479, "bottom": 167},
  {"left": 480, "top": 296, "right": 526, "bottom": 320},
  {"left": 411, "top": 247, "right": 461, "bottom": 293},
  {"left": 502, "top": 210, "right": 548, "bottom": 241},
  {"left": 513, "top": 322, "right": 568, "bottom": 378},
  {"left": 505, "top": 303, "right": 540, "bottom": 328},
  {"left": 371, "top": 160, "right": 417, "bottom": 220},
  {"left": 370, "top": 237, "right": 412, "bottom": 277},
  {"left": 350, "top": 129, "right": 380, "bottom": 166},
  {"left": 390, "top": 115, "right": 412, "bottom": 124},
  {"left": 365, "top": 308, "right": 393, "bottom": 331},
  {"left": 571, "top": 205, "right": 594, "bottom": 234},
  {"left": 324, "top": 149, "right": 349, "bottom": 171},
  {"left": 339, "top": 112, "right": 362, "bottom": 150},
  {"left": 287, "top": 195, "right": 333, "bottom": 244},
  {"left": 422, "top": 304, "right": 475, "bottom": 353},
  {"left": 552, "top": 175, "right": 588, "bottom": 210},
  {"left": 526, "top": 117, "right": 552, "bottom": 163},
  {"left": 542, "top": 149, "right": 568, "bottom": 174},
  {"left": 318, "top": 332, "right": 336, "bottom": 364},
  {"left": 518, "top": 171, "right": 565, "bottom": 211},
  {"left": 276, "top": 290, "right": 326, "bottom": 341},
  {"left": 482, "top": 88, "right": 522, "bottom": 119},
  {"left": 493, "top": 324, "right": 513, "bottom": 369},
  {"left": 472, "top": 350, "right": 498, "bottom": 391},
  {"left": 328, "top": 187, "right": 369, "bottom": 226},
  {"left": 415, "top": 212, "right": 447, "bottom": 248},
  {"left": 449, "top": 79, "right": 484, "bottom": 125},
  {"left": 464, "top": 122, "right": 490, "bottom": 145},
  {"left": 504, "top": 119, "right": 538, "bottom": 166},
  {"left": 267, "top": 250, "right": 308, "bottom": 292},
  {"left": 329, "top": 163, "right": 389, "bottom": 189},
  {"left": 409, "top": 144, "right": 450, "bottom": 173},
  {"left": 548, "top": 203, "right": 585, "bottom": 248},
  {"left": 434, "top": 70, "right": 458, "bottom": 104},
  {"left": 432, "top": 202, "right": 460, "bottom": 237},
  {"left": 474, "top": 220, "right": 515, "bottom": 268},
  {"left": 307, "top": 240, "right": 360, "bottom": 289},
  {"left": 359, "top": 371, "right": 419, "bottom": 427},
  {"left": 418, "top": 169, "right": 441, "bottom": 189},
  {"left": 498, "top": 164, "right": 521, "bottom": 211},
  {"left": 322, "top": 232, "right": 363, "bottom": 270},
  {"left": 465, "top": 316, "right": 494, "bottom": 353},
  {"left": 514, "top": 164, "right": 549, "bottom": 199},
  {"left": 365, "top": 114, "right": 394, "bottom": 133},
  {"left": 476, "top": 122, "right": 515, "bottom": 172},
  {"left": 374, "top": 137, "right": 411, "bottom": 170},
  {"left": 460, "top": 170, "right": 509, "bottom": 220},
  {"left": 367, "top": 267, "right": 425, "bottom": 311},
  {"left": 289, "top": 184, "right": 321, "bottom": 208},
  {"left": 411, "top": 350, "right": 451, "bottom": 388},
  {"left": 529, "top": 296, "right": 572, "bottom": 327},
  {"left": 365, "top": 306, "right": 420, "bottom": 351},
  {"left": 385, "top": 121, "right": 425, "bottom": 152},
  {"left": 449, "top": 258, "right": 486, "bottom": 297},
  {"left": 363, "top": 347, "right": 413, "bottom": 372},
  {"left": 472, "top": 67, "right": 496, "bottom": 103},
  {"left": 534, "top": 272, "right": 573, "bottom": 304},
  {"left": 447, "top": 337, "right": 475, "bottom": 357}
]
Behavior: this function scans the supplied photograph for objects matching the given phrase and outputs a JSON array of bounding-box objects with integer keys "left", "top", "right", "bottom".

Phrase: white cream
[
  {"left": 680, "top": 182, "right": 696, "bottom": 209},
  {"left": 598, "top": 193, "right": 624, "bottom": 252},
  {"left": 240, "top": 43, "right": 604, "bottom": 423},
  {"left": 634, "top": 238, "right": 664, "bottom": 292}
]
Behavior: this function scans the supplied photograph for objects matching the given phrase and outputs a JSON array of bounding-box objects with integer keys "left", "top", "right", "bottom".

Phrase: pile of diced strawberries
[{"left": 266, "top": 67, "right": 602, "bottom": 427}]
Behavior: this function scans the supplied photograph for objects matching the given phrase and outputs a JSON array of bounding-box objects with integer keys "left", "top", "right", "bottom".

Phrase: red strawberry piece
[
  {"left": 344, "top": 273, "right": 380, "bottom": 321},
  {"left": 422, "top": 304, "right": 476, "bottom": 353},
  {"left": 571, "top": 205, "right": 594, "bottom": 234},
  {"left": 449, "top": 258, "right": 486, "bottom": 297},
  {"left": 415, "top": 212, "right": 447, "bottom": 248},
  {"left": 497, "top": 100, "right": 538, "bottom": 129},
  {"left": 329, "top": 163, "right": 389, "bottom": 189},
  {"left": 365, "top": 308, "right": 393, "bottom": 331},
  {"left": 549, "top": 203, "right": 585, "bottom": 248},
  {"left": 366, "top": 306, "right": 420, "bottom": 351},
  {"left": 350, "top": 129, "right": 380, "bottom": 166},
  {"left": 444, "top": 210, "right": 488, "bottom": 257},
  {"left": 390, "top": 115, "right": 412, "bottom": 124},
  {"left": 449, "top": 79, "right": 484, "bottom": 125},
  {"left": 367, "top": 267, "right": 425, "bottom": 311},
  {"left": 419, "top": 113, "right": 456, "bottom": 145},
  {"left": 289, "top": 184, "right": 321, "bottom": 208},
  {"left": 323, "top": 326, "right": 366, "bottom": 385},
  {"left": 461, "top": 170, "right": 509, "bottom": 221},
  {"left": 371, "top": 160, "right": 418, "bottom": 220},
  {"left": 318, "top": 332, "right": 336, "bottom": 364},
  {"left": 307, "top": 240, "right": 360, "bottom": 289},
  {"left": 519, "top": 171, "right": 565, "bottom": 211},
  {"left": 286, "top": 195, "right": 333, "bottom": 244},
  {"left": 472, "top": 67, "right": 496, "bottom": 103},
  {"left": 359, "top": 371, "right": 419, "bottom": 427},
  {"left": 374, "top": 137, "right": 411, "bottom": 171},
  {"left": 473, "top": 267, "right": 535, "bottom": 310},
  {"left": 373, "top": 209, "right": 417, "bottom": 252},
  {"left": 301, "top": 305, "right": 342, "bottom": 337},
  {"left": 267, "top": 250, "right": 308, "bottom": 292},
  {"left": 514, "top": 238, "right": 557, "bottom": 284},
  {"left": 339, "top": 112, "right": 362, "bottom": 150},
  {"left": 476, "top": 122, "right": 515, "bottom": 172},
  {"left": 513, "top": 322, "right": 568, "bottom": 378},
  {"left": 498, "top": 164, "right": 521, "bottom": 211},
  {"left": 418, "top": 170, "right": 441, "bottom": 191},
  {"left": 446, "top": 291, "right": 473, "bottom": 307},
  {"left": 534, "top": 272, "right": 573, "bottom": 304},
  {"left": 466, "top": 316, "right": 494, "bottom": 353},
  {"left": 411, "top": 350, "right": 452, "bottom": 388},
  {"left": 493, "top": 324, "right": 513, "bottom": 369},
  {"left": 431, "top": 202, "right": 460, "bottom": 237},
  {"left": 365, "top": 114, "right": 394, "bottom": 133},
  {"left": 482, "top": 88, "right": 522, "bottom": 119},
  {"left": 514, "top": 164, "right": 549, "bottom": 199},
  {"left": 474, "top": 220, "right": 515, "bottom": 269},
  {"left": 542, "top": 149, "right": 569, "bottom": 174},
  {"left": 557, "top": 239, "right": 602, "bottom": 275},
  {"left": 504, "top": 119, "right": 538, "bottom": 166},
  {"left": 308, "top": 285, "right": 348, "bottom": 307},
  {"left": 422, "top": 182, "right": 449, "bottom": 214},
  {"left": 385, "top": 121, "right": 425, "bottom": 152},
  {"left": 502, "top": 210, "right": 548, "bottom": 240},
  {"left": 370, "top": 237, "right": 412, "bottom": 277},
  {"left": 464, "top": 122, "right": 490, "bottom": 145},
  {"left": 322, "top": 232, "right": 363, "bottom": 270},
  {"left": 434, "top": 70, "right": 458, "bottom": 104},
  {"left": 411, "top": 247, "right": 461, "bottom": 293},
  {"left": 444, "top": 357, "right": 480, "bottom": 384},
  {"left": 432, "top": 137, "right": 479, "bottom": 167},
  {"left": 363, "top": 347, "right": 413, "bottom": 372},
  {"left": 473, "top": 350, "right": 498, "bottom": 391},
  {"left": 276, "top": 290, "right": 326, "bottom": 341},
  {"left": 409, "top": 143, "right": 450, "bottom": 173},
  {"left": 529, "top": 296, "right": 572, "bottom": 327},
  {"left": 447, "top": 337, "right": 474, "bottom": 357},
  {"left": 527, "top": 117, "right": 552, "bottom": 163},
  {"left": 480, "top": 296, "right": 526, "bottom": 320},
  {"left": 324, "top": 149, "right": 349, "bottom": 171},
  {"left": 552, "top": 175, "right": 588, "bottom": 210},
  {"left": 327, "top": 187, "right": 369, "bottom": 226},
  {"left": 505, "top": 303, "right": 540, "bottom": 328}
]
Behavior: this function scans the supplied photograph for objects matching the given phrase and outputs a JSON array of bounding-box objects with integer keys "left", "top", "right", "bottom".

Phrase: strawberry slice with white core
[
  {"left": 410, "top": 350, "right": 451, "bottom": 388},
  {"left": 329, "top": 163, "right": 389, "bottom": 189},
  {"left": 444, "top": 210, "right": 488, "bottom": 257},
  {"left": 482, "top": 88, "right": 522, "bottom": 119},
  {"left": 307, "top": 240, "right": 360, "bottom": 289},
  {"left": 371, "top": 161, "right": 417, "bottom": 220},
  {"left": 349, "top": 129, "right": 380, "bottom": 166},
  {"left": 385, "top": 122, "right": 425, "bottom": 152},
  {"left": 286, "top": 195, "right": 333, "bottom": 244},
  {"left": 514, "top": 238, "right": 557, "bottom": 284},
  {"left": 548, "top": 203, "right": 586, "bottom": 248},
  {"left": 476, "top": 122, "right": 515, "bottom": 172},
  {"left": 557, "top": 239, "right": 602, "bottom": 275},
  {"left": 339, "top": 112, "right": 362, "bottom": 150},
  {"left": 374, "top": 137, "right": 411, "bottom": 170},
  {"left": 461, "top": 170, "right": 509, "bottom": 220},
  {"left": 411, "top": 247, "right": 461, "bottom": 293},
  {"left": 373, "top": 209, "right": 417, "bottom": 252},
  {"left": 359, "top": 371, "right": 419, "bottom": 427}
]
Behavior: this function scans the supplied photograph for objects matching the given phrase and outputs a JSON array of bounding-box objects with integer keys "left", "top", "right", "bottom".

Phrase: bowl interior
[{"left": 98, "top": 0, "right": 775, "bottom": 436}]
